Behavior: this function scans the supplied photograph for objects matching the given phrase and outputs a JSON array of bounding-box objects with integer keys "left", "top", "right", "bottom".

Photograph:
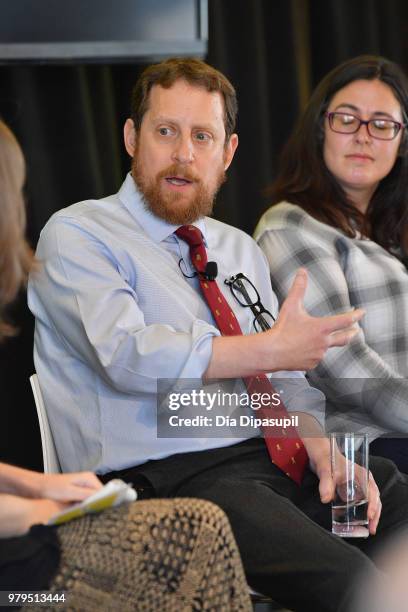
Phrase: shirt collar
[{"left": 118, "top": 173, "right": 209, "bottom": 246}]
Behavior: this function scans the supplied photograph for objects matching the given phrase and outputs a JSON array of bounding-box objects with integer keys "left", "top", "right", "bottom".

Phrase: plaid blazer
[{"left": 254, "top": 202, "right": 408, "bottom": 438}]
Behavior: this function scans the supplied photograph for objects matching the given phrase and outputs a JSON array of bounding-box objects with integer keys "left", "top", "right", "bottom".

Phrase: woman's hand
[
  {"left": 0, "top": 463, "right": 102, "bottom": 501},
  {"left": 0, "top": 494, "right": 68, "bottom": 538},
  {"left": 38, "top": 472, "right": 102, "bottom": 502}
]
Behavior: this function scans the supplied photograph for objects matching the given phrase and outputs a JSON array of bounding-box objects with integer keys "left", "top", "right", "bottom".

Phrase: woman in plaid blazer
[{"left": 255, "top": 55, "right": 408, "bottom": 472}]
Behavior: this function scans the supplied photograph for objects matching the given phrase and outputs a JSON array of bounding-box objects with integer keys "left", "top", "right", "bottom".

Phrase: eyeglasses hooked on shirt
[{"left": 225, "top": 273, "right": 276, "bottom": 332}]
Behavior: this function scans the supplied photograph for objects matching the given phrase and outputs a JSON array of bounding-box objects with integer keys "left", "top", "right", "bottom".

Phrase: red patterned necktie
[{"left": 176, "top": 224, "right": 308, "bottom": 484}]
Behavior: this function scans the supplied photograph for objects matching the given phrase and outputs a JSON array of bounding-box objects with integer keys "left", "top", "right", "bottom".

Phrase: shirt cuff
[{"left": 178, "top": 320, "right": 220, "bottom": 380}]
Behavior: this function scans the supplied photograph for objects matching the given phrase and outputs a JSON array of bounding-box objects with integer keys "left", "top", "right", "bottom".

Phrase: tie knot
[
  {"left": 175, "top": 225, "right": 204, "bottom": 248},
  {"left": 175, "top": 225, "right": 207, "bottom": 272}
]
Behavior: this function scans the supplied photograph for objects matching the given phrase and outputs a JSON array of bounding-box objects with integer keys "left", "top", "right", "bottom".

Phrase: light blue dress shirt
[{"left": 28, "top": 174, "right": 324, "bottom": 473}]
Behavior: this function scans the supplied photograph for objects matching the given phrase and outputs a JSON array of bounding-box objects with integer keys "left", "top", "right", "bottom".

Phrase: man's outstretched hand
[
  {"left": 265, "top": 268, "right": 364, "bottom": 371},
  {"left": 205, "top": 268, "right": 364, "bottom": 380}
]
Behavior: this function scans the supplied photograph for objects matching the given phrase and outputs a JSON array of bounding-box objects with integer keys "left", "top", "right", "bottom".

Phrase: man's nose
[{"left": 172, "top": 135, "right": 194, "bottom": 163}]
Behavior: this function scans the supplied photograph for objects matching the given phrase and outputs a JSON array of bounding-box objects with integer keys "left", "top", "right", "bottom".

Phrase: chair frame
[{"left": 30, "top": 373, "right": 61, "bottom": 473}]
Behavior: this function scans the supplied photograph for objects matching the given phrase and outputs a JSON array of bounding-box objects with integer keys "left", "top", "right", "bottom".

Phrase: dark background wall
[{"left": 1, "top": 0, "right": 407, "bottom": 470}]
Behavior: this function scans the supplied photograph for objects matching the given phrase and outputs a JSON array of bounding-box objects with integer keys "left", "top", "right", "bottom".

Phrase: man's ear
[
  {"left": 224, "top": 133, "right": 239, "bottom": 171},
  {"left": 124, "top": 118, "right": 137, "bottom": 157}
]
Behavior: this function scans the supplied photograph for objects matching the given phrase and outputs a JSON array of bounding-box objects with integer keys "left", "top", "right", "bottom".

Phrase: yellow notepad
[{"left": 48, "top": 479, "right": 137, "bottom": 525}]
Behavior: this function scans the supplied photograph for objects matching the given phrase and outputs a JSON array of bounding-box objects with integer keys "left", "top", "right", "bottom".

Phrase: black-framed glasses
[
  {"left": 325, "top": 111, "right": 406, "bottom": 141},
  {"left": 224, "top": 273, "right": 275, "bottom": 332}
]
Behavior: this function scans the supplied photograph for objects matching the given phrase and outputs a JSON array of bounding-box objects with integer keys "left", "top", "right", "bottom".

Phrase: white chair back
[{"left": 30, "top": 373, "right": 61, "bottom": 473}]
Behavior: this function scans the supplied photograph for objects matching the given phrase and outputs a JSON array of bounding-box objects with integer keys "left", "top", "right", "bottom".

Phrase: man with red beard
[{"left": 28, "top": 58, "right": 408, "bottom": 611}]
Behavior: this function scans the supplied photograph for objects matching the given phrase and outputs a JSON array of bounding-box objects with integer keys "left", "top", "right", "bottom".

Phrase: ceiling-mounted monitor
[{"left": 0, "top": 0, "right": 208, "bottom": 63}]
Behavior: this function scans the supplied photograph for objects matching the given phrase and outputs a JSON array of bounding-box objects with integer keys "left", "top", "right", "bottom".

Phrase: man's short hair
[{"left": 130, "top": 57, "right": 238, "bottom": 142}]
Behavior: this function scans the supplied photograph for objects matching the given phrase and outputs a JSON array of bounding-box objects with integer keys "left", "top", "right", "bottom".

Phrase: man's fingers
[
  {"left": 283, "top": 268, "right": 308, "bottom": 309},
  {"left": 368, "top": 474, "right": 381, "bottom": 534},
  {"left": 369, "top": 497, "right": 382, "bottom": 535},
  {"left": 324, "top": 307, "right": 365, "bottom": 347},
  {"left": 319, "top": 469, "right": 335, "bottom": 503},
  {"left": 324, "top": 308, "right": 365, "bottom": 334},
  {"left": 328, "top": 327, "right": 360, "bottom": 347}
]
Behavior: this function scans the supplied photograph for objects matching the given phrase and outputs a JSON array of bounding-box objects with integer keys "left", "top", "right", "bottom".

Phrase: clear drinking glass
[{"left": 330, "top": 433, "right": 369, "bottom": 538}]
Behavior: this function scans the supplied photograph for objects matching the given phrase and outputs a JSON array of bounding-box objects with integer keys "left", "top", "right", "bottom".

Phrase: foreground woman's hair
[{"left": 0, "top": 120, "right": 33, "bottom": 339}]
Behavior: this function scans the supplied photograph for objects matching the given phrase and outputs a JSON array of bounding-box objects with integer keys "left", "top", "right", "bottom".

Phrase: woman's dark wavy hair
[{"left": 269, "top": 55, "right": 408, "bottom": 253}]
